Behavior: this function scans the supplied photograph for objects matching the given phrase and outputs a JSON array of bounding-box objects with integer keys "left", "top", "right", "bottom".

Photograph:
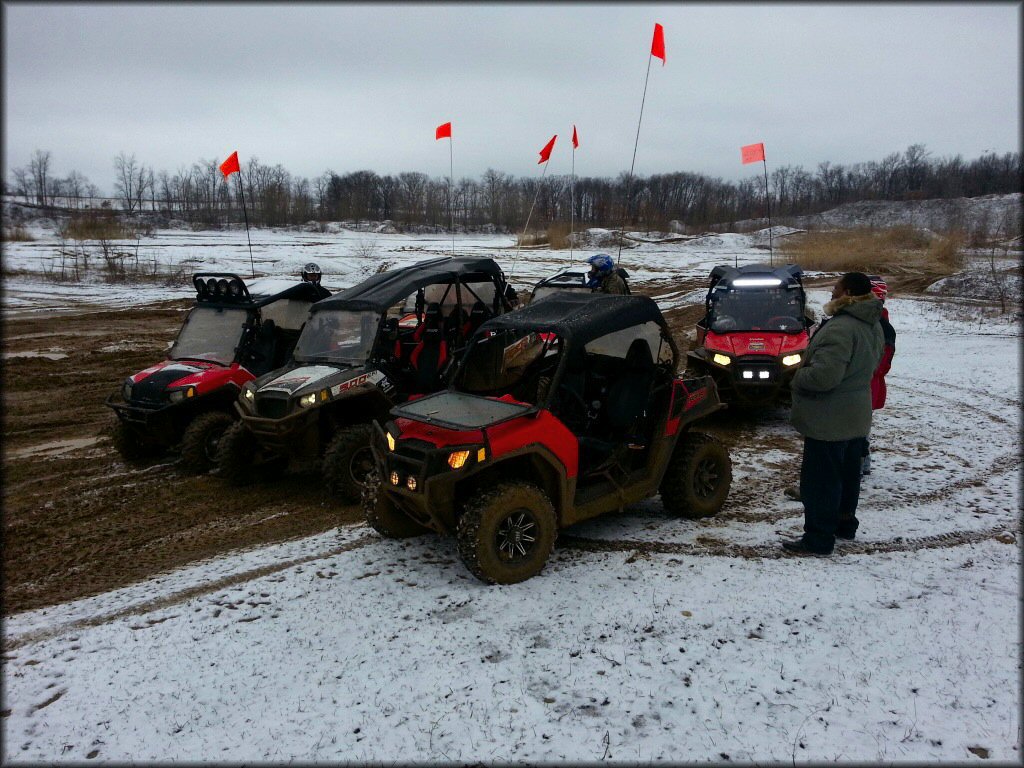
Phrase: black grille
[
  {"left": 388, "top": 438, "right": 433, "bottom": 481},
  {"left": 256, "top": 395, "right": 290, "bottom": 419}
]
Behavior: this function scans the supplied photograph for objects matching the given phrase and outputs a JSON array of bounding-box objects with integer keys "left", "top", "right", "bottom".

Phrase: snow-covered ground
[
  {"left": 0, "top": 223, "right": 805, "bottom": 314},
  {"left": 1, "top": 225, "right": 1020, "bottom": 762}
]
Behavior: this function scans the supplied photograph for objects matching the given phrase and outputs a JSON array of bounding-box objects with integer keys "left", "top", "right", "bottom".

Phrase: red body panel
[
  {"left": 704, "top": 330, "right": 808, "bottom": 358},
  {"left": 394, "top": 395, "right": 580, "bottom": 478},
  {"left": 665, "top": 377, "right": 710, "bottom": 436},
  {"left": 394, "top": 419, "right": 483, "bottom": 448},
  {"left": 130, "top": 359, "right": 255, "bottom": 395}
]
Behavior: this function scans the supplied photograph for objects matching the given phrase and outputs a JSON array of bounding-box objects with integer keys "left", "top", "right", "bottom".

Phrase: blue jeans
[{"left": 799, "top": 436, "right": 868, "bottom": 552}]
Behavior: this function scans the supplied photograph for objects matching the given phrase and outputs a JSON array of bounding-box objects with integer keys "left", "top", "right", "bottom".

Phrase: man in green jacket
[{"left": 783, "top": 272, "right": 884, "bottom": 556}]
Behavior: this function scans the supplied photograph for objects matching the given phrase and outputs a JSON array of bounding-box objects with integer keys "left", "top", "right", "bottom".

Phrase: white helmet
[{"left": 301, "top": 262, "right": 322, "bottom": 284}]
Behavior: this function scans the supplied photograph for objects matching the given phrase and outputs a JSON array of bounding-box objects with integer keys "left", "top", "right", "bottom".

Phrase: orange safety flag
[
  {"left": 435, "top": 122, "right": 452, "bottom": 140},
  {"left": 741, "top": 142, "right": 766, "bottom": 164},
  {"left": 572, "top": 125, "right": 579, "bottom": 149},
  {"left": 219, "top": 151, "right": 240, "bottom": 178},
  {"left": 538, "top": 134, "right": 557, "bottom": 164},
  {"left": 651, "top": 23, "right": 665, "bottom": 64}
]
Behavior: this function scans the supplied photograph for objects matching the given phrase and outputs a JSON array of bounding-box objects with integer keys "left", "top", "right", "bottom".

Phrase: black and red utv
[
  {"left": 686, "top": 263, "right": 813, "bottom": 407},
  {"left": 106, "top": 273, "right": 330, "bottom": 471},
  {"left": 218, "top": 256, "right": 515, "bottom": 502},
  {"left": 365, "top": 292, "right": 732, "bottom": 584}
]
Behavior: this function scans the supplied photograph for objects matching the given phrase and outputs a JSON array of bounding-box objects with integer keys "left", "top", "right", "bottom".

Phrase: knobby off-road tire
[
  {"left": 216, "top": 421, "right": 259, "bottom": 485},
  {"left": 179, "top": 411, "right": 234, "bottom": 474},
  {"left": 660, "top": 432, "right": 731, "bottom": 519},
  {"left": 456, "top": 482, "right": 557, "bottom": 584},
  {"left": 323, "top": 423, "right": 375, "bottom": 504},
  {"left": 361, "top": 469, "right": 430, "bottom": 539},
  {"left": 111, "top": 420, "right": 163, "bottom": 464}
]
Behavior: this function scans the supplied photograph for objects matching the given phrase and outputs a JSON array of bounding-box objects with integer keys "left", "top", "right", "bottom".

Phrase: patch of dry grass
[
  {"left": 779, "top": 226, "right": 966, "bottom": 277},
  {"left": 63, "top": 210, "right": 136, "bottom": 240},
  {"left": 2, "top": 225, "right": 34, "bottom": 242},
  {"left": 516, "top": 222, "right": 573, "bottom": 249}
]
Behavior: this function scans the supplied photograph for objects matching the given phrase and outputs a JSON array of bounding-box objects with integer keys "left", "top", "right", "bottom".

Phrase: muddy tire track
[{"left": 560, "top": 524, "right": 1017, "bottom": 560}]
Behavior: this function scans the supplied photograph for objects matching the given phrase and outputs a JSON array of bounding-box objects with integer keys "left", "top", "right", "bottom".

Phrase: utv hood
[
  {"left": 391, "top": 390, "right": 532, "bottom": 432},
  {"left": 704, "top": 330, "right": 808, "bottom": 358},
  {"left": 129, "top": 359, "right": 224, "bottom": 403},
  {"left": 256, "top": 363, "right": 377, "bottom": 399}
]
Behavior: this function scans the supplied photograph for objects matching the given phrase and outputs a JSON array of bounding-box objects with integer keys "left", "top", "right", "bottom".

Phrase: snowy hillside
[{"left": 731, "top": 193, "right": 1023, "bottom": 237}]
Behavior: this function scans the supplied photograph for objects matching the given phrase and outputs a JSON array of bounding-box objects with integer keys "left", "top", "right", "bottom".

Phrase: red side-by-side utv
[
  {"left": 687, "top": 263, "right": 814, "bottom": 407},
  {"left": 365, "top": 291, "right": 732, "bottom": 584},
  {"left": 106, "top": 273, "right": 330, "bottom": 471}
]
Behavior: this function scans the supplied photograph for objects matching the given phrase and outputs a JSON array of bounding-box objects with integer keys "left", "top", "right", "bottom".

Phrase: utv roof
[
  {"left": 192, "top": 273, "right": 330, "bottom": 307},
  {"left": 708, "top": 263, "right": 803, "bottom": 289},
  {"left": 313, "top": 256, "right": 507, "bottom": 313},
  {"left": 479, "top": 291, "right": 668, "bottom": 348}
]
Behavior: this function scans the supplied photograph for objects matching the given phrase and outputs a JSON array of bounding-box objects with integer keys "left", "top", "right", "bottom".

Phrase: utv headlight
[
  {"left": 122, "top": 379, "right": 134, "bottom": 401},
  {"left": 448, "top": 450, "right": 472, "bottom": 470},
  {"left": 712, "top": 353, "right": 731, "bottom": 367},
  {"left": 386, "top": 433, "right": 396, "bottom": 451},
  {"left": 782, "top": 354, "right": 802, "bottom": 367},
  {"left": 298, "top": 392, "right": 317, "bottom": 408},
  {"left": 240, "top": 383, "right": 256, "bottom": 410},
  {"left": 168, "top": 386, "right": 195, "bottom": 403}
]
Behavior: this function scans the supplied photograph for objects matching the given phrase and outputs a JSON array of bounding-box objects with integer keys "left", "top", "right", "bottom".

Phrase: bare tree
[
  {"left": 29, "top": 149, "right": 52, "bottom": 206},
  {"left": 114, "top": 152, "right": 141, "bottom": 212},
  {"left": 12, "top": 167, "right": 32, "bottom": 202}
]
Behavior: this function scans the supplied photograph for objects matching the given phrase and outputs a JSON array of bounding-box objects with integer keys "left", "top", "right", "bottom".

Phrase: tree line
[{"left": 6, "top": 144, "right": 1021, "bottom": 233}]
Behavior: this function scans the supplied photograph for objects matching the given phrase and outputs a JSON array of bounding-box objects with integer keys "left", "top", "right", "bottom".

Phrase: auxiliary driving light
[
  {"left": 759, "top": 371, "right": 770, "bottom": 379},
  {"left": 448, "top": 450, "right": 471, "bottom": 470},
  {"left": 406, "top": 476, "right": 418, "bottom": 491},
  {"left": 742, "top": 371, "right": 754, "bottom": 379},
  {"left": 390, "top": 471, "right": 400, "bottom": 486},
  {"left": 712, "top": 353, "right": 731, "bottom": 366}
]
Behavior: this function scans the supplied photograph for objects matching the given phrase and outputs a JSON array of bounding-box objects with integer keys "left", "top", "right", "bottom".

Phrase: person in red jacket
[{"left": 863, "top": 275, "right": 896, "bottom": 475}]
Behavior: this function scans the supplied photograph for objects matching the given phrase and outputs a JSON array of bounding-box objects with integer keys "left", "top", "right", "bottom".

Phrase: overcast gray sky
[{"left": 3, "top": 2, "right": 1020, "bottom": 194}]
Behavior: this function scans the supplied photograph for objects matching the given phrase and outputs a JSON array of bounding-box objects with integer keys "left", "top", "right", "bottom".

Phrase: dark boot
[{"left": 782, "top": 538, "right": 832, "bottom": 556}]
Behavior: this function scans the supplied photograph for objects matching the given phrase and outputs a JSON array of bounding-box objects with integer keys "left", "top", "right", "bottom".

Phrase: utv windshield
[
  {"left": 170, "top": 306, "right": 248, "bottom": 365},
  {"left": 455, "top": 328, "right": 559, "bottom": 395},
  {"left": 293, "top": 309, "right": 379, "bottom": 364},
  {"left": 532, "top": 283, "right": 590, "bottom": 303},
  {"left": 708, "top": 285, "right": 805, "bottom": 333}
]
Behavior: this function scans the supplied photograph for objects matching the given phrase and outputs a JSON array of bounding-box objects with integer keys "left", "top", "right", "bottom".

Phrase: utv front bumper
[
  {"left": 369, "top": 422, "right": 482, "bottom": 534},
  {"left": 106, "top": 395, "right": 183, "bottom": 444},
  {"left": 688, "top": 350, "right": 798, "bottom": 402},
  {"left": 235, "top": 401, "right": 318, "bottom": 452}
]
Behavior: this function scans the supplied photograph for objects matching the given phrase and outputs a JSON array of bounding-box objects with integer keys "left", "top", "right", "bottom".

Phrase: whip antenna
[{"left": 617, "top": 22, "right": 665, "bottom": 265}]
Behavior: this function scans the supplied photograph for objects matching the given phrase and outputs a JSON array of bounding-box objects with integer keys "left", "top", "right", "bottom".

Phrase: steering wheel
[{"left": 767, "top": 316, "right": 799, "bottom": 329}]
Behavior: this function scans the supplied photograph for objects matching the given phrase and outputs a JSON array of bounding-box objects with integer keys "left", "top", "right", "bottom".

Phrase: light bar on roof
[{"left": 732, "top": 277, "right": 782, "bottom": 287}]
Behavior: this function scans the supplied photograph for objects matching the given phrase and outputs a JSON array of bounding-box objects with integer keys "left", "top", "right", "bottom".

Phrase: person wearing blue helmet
[{"left": 585, "top": 253, "right": 629, "bottom": 295}]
